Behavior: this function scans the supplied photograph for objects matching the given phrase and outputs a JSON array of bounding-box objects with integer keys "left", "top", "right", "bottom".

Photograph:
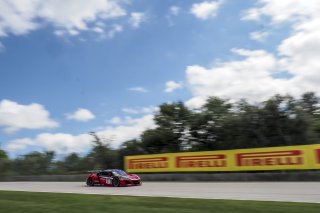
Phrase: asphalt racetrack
[{"left": 0, "top": 182, "right": 320, "bottom": 203}]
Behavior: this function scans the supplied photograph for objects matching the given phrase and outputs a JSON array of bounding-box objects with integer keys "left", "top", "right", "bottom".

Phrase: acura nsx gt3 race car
[{"left": 86, "top": 169, "right": 142, "bottom": 187}]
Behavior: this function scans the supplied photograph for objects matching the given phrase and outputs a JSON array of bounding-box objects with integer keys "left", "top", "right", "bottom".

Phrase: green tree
[
  {"left": 11, "top": 151, "right": 55, "bottom": 175},
  {"left": 151, "top": 102, "right": 192, "bottom": 152},
  {"left": 299, "top": 92, "right": 319, "bottom": 114},
  {"left": 0, "top": 149, "right": 9, "bottom": 175},
  {"left": 55, "top": 153, "right": 81, "bottom": 173},
  {"left": 141, "top": 128, "right": 176, "bottom": 153},
  {"left": 88, "top": 132, "right": 117, "bottom": 169},
  {"left": 257, "top": 95, "right": 308, "bottom": 147},
  {"left": 190, "top": 97, "right": 233, "bottom": 150},
  {"left": 118, "top": 139, "right": 145, "bottom": 169},
  {"left": 0, "top": 149, "right": 8, "bottom": 160},
  {"left": 298, "top": 92, "right": 320, "bottom": 143}
]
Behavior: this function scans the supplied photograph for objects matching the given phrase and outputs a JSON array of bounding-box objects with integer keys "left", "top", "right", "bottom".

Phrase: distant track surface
[{"left": 0, "top": 182, "right": 320, "bottom": 203}]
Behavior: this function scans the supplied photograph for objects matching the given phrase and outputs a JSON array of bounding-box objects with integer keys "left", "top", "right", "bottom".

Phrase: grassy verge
[{"left": 0, "top": 190, "right": 319, "bottom": 213}]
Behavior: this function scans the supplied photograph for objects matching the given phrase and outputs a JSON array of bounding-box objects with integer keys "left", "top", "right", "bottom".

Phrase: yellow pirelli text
[
  {"left": 125, "top": 154, "right": 175, "bottom": 173},
  {"left": 231, "top": 145, "right": 310, "bottom": 171},
  {"left": 173, "top": 151, "right": 232, "bottom": 172},
  {"left": 308, "top": 144, "right": 320, "bottom": 169}
]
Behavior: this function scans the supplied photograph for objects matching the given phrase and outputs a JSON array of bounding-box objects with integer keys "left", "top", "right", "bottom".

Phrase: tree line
[{"left": 1, "top": 92, "right": 319, "bottom": 175}]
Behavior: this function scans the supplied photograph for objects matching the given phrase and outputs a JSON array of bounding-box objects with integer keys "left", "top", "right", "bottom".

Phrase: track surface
[{"left": 1, "top": 182, "right": 320, "bottom": 203}]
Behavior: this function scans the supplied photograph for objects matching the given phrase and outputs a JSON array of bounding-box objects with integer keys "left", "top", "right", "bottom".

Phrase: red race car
[{"left": 86, "top": 169, "right": 142, "bottom": 187}]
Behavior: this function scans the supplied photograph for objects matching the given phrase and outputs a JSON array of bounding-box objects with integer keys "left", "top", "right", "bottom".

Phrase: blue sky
[{"left": 1, "top": 0, "right": 319, "bottom": 157}]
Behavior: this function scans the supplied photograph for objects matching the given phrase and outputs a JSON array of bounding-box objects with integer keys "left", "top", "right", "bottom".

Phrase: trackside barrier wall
[
  {"left": 2, "top": 172, "right": 320, "bottom": 182},
  {"left": 125, "top": 144, "right": 320, "bottom": 173}
]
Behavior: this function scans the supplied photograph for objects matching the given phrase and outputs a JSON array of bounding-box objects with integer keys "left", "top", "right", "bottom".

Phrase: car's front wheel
[
  {"left": 86, "top": 178, "right": 94, "bottom": 186},
  {"left": 112, "top": 177, "right": 120, "bottom": 187}
]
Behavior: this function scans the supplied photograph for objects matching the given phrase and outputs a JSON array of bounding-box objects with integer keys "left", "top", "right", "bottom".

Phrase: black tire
[
  {"left": 86, "top": 178, "right": 94, "bottom": 186},
  {"left": 112, "top": 177, "right": 120, "bottom": 187}
]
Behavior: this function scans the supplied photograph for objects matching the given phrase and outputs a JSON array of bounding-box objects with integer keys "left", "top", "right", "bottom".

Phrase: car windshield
[{"left": 112, "top": 170, "right": 127, "bottom": 176}]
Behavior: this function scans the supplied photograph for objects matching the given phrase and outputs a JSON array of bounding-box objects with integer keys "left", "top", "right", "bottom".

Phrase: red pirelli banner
[{"left": 124, "top": 144, "right": 320, "bottom": 173}]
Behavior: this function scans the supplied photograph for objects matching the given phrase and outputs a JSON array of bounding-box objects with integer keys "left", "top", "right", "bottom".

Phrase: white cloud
[
  {"left": 242, "top": 0, "right": 320, "bottom": 24},
  {"left": 0, "top": 0, "right": 126, "bottom": 37},
  {"left": 129, "top": 12, "right": 146, "bottom": 28},
  {"left": 66, "top": 108, "right": 95, "bottom": 122},
  {"left": 165, "top": 81, "right": 183, "bottom": 93},
  {"left": 128, "top": 87, "right": 148, "bottom": 93},
  {"left": 245, "top": 0, "right": 320, "bottom": 94},
  {"left": 185, "top": 96, "right": 208, "bottom": 109},
  {"left": 109, "top": 116, "right": 122, "bottom": 125},
  {"left": 97, "top": 114, "right": 156, "bottom": 147},
  {"left": 122, "top": 108, "right": 140, "bottom": 114},
  {"left": 6, "top": 138, "right": 36, "bottom": 152},
  {"left": 107, "top": 24, "right": 123, "bottom": 38},
  {"left": 6, "top": 133, "right": 92, "bottom": 155},
  {"left": 185, "top": 0, "right": 320, "bottom": 108},
  {"left": 122, "top": 106, "right": 158, "bottom": 114},
  {"left": 54, "top": 30, "right": 65, "bottom": 37},
  {"left": 185, "top": 49, "right": 283, "bottom": 108},
  {"left": 170, "top": 6, "right": 180, "bottom": 16},
  {"left": 6, "top": 114, "right": 156, "bottom": 154},
  {"left": 0, "top": 41, "right": 5, "bottom": 52},
  {"left": 93, "top": 26, "right": 104, "bottom": 34},
  {"left": 190, "top": 0, "right": 223, "bottom": 20},
  {"left": 0, "top": 99, "right": 59, "bottom": 133},
  {"left": 250, "top": 31, "right": 269, "bottom": 42}
]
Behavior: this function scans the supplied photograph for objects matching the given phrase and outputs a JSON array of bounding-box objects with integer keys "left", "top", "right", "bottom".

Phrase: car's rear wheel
[
  {"left": 112, "top": 177, "right": 120, "bottom": 187},
  {"left": 86, "top": 178, "right": 94, "bottom": 186}
]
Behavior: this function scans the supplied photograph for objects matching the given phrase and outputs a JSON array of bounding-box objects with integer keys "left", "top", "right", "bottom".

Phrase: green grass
[{"left": 0, "top": 190, "right": 319, "bottom": 213}]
